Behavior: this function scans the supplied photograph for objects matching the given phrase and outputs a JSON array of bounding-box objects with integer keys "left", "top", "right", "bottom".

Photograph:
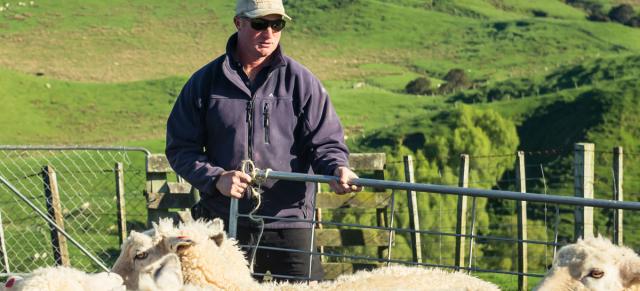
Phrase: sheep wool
[
  {"left": 3, "top": 266, "right": 124, "bottom": 291},
  {"left": 535, "top": 236, "right": 640, "bottom": 291},
  {"left": 157, "top": 219, "right": 500, "bottom": 291}
]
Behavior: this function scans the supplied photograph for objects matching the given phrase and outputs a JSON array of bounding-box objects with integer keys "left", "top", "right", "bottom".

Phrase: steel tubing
[{"left": 256, "top": 169, "right": 640, "bottom": 211}]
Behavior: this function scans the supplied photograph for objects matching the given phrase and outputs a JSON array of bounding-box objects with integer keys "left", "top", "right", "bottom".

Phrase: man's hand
[
  {"left": 215, "top": 170, "right": 252, "bottom": 199},
  {"left": 329, "top": 166, "right": 363, "bottom": 195}
]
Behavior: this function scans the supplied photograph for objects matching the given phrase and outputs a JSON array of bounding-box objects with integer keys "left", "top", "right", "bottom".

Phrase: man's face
[{"left": 235, "top": 14, "right": 284, "bottom": 59}]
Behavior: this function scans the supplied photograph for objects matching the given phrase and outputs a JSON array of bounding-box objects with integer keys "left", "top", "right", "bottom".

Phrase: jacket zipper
[
  {"left": 263, "top": 102, "right": 270, "bottom": 144},
  {"left": 246, "top": 99, "right": 254, "bottom": 159}
]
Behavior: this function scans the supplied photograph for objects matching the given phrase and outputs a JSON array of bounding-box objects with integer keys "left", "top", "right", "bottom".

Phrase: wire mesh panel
[{"left": 0, "top": 146, "right": 149, "bottom": 275}]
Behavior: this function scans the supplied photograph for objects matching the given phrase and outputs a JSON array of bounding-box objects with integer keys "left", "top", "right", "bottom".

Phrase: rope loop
[{"left": 239, "top": 159, "right": 268, "bottom": 272}]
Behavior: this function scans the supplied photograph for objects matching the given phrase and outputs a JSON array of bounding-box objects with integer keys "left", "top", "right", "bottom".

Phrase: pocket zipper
[{"left": 263, "top": 102, "right": 270, "bottom": 144}]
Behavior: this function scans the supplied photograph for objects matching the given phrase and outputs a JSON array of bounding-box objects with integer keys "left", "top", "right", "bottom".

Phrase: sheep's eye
[
  {"left": 134, "top": 252, "right": 148, "bottom": 260},
  {"left": 589, "top": 269, "right": 604, "bottom": 279}
]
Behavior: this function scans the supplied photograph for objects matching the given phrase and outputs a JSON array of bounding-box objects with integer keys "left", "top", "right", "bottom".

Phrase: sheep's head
[
  {"left": 164, "top": 218, "right": 255, "bottom": 288},
  {"left": 137, "top": 253, "right": 184, "bottom": 291},
  {"left": 111, "top": 218, "right": 176, "bottom": 290},
  {"left": 168, "top": 218, "right": 227, "bottom": 253},
  {"left": 535, "top": 236, "right": 640, "bottom": 291}
]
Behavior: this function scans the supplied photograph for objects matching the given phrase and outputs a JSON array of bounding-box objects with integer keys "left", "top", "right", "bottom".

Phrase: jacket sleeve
[
  {"left": 301, "top": 78, "right": 350, "bottom": 176},
  {"left": 165, "top": 74, "right": 225, "bottom": 195}
]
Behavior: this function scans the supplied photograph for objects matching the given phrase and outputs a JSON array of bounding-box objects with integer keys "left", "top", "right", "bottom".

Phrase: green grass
[
  {"left": 0, "top": 68, "right": 183, "bottom": 144},
  {"left": 2, "top": 0, "right": 640, "bottom": 289}
]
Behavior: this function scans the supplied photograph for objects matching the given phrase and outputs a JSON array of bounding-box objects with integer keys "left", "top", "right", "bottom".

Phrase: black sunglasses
[{"left": 247, "top": 18, "right": 286, "bottom": 32}]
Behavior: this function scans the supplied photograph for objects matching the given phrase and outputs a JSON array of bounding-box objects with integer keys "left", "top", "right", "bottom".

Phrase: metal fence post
[
  {"left": 613, "top": 147, "right": 623, "bottom": 245},
  {"left": 403, "top": 155, "right": 422, "bottom": 263},
  {"left": 516, "top": 151, "right": 528, "bottom": 291},
  {"left": 42, "top": 165, "right": 70, "bottom": 267},
  {"left": 455, "top": 154, "right": 469, "bottom": 270},
  {"left": 229, "top": 199, "right": 238, "bottom": 239},
  {"left": 574, "top": 143, "right": 594, "bottom": 240},
  {"left": 115, "top": 162, "right": 127, "bottom": 246},
  {"left": 0, "top": 211, "right": 9, "bottom": 273}
]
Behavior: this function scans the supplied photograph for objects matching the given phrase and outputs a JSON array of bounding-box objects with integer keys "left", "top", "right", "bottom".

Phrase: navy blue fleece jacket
[{"left": 165, "top": 34, "right": 349, "bottom": 228}]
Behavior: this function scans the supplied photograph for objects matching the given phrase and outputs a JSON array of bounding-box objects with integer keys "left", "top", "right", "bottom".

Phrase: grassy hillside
[
  {"left": 1, "top": 0, "right": 639, "bottom": 83},
  {"left": 2, "top": 0, "right": 640, "bottom": 289}
]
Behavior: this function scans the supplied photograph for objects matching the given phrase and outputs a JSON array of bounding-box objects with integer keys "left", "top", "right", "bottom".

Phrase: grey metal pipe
[
  {"left": 0, "top": 175, "right": 110, "bottom": 272},
  {"left": 229, "top": 199, "right": 238, "bottom": 239},
  {"left": 255, "top": 169, "right": 640, "bottom": 210}
]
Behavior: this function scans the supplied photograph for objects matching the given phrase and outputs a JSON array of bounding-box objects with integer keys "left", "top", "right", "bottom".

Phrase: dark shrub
[
  {"left": 532, "top": 9, "right": 548, "bottom": 17},
  {"left": 627, "top": 16, "right": 640, "bottom": 27},
  {"left": 405, "top": 77, "right": 432, "bottom": 95},
  {"left": 587, "top": 10, "right": 609, "bottom": 22},
  {"left": 439, "top": 68, "right": 471, "bottom": 94},
  {"left": 609, "top": 4, "right": 635, "bottom": 24}
]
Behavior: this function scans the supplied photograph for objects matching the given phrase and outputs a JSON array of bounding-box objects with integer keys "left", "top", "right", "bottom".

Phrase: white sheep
[
  {"left": 138, "top": 218, "right": 500, "bottom": 291},
  {"left": 1, "top": 266, "right": 124, "bottom": 291},
  {"left": 111, "top": 222, "right": 176, "bottom": 290},
  {"left": 534, "top": 236, "right": 640, "bottom": 291},
  {"left": 137, "top": 253, "right": 212, "bottom": 291}
]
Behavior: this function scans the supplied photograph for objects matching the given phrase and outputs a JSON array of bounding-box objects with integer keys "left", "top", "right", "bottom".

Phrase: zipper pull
[
  {"left": 263, "top": 103, "right": 270, "bottom": 128},
  {"left": 246, "top": 101, "right": 253, "bottom": 123}
]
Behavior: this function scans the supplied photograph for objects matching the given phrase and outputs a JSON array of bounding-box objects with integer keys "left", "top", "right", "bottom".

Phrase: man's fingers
[{"left": 234, "top": 172, "right": 252, "bottom": 184}]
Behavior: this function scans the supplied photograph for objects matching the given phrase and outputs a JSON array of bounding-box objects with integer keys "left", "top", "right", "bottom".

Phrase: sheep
[
  {"left": 111, "top": 219, "right": 176, "bottom": 290},
  {"left": 1, "top": 266, "right": 124, "bottom": 291},
  {"left": 142, "top": 218, "right": 500, "bottom": 291},
  {"left": 534, "top": 236, "right": 640, "bottom": 291},
  {"left": 137, "top": 253, "right": 212, "bottom": 291}
]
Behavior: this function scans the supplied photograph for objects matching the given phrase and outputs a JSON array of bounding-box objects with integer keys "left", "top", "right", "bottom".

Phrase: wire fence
[
  {"left": 1, "top": 144, "right": 639, "bottom": 291},
  {"left": 228, "top": 145, "right": 640, "bottom": 289},
  {"left": 0, "top": 146, "right": 149, "bottom": 275}
]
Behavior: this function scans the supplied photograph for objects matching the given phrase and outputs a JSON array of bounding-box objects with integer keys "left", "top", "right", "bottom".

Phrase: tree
[
  {"left": 405, "top": 77, "right": 432, "bottom": 95},
  {"left": 608, "top": 4, "right": 635, "bottom": 25},
  {"left": 439, "top": 68, "right": 471, "bottom": 94}
]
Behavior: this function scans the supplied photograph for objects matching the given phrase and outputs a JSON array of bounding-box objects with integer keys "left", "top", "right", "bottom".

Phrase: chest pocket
[{"left": 260, "top": 96, "right": 297, "bottom": 145}]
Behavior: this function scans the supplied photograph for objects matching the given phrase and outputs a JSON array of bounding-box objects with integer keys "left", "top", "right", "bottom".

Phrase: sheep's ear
[
  {"left": 211, "top": 218, "right": 225, "bottom": 232},
  {"left": 620, "top": 257, "right": 640, "bottom": 288},
  {"left": 207, "top": 218, "right": 227, "bottom": 246},
  {"left": 211, "top": 232, "right": 226, "bottom": 247},
  {"left": 167, "top": 236, "right": 194, "bottom": 253}
]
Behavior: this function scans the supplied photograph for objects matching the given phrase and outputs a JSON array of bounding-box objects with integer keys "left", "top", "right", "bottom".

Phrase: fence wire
[{"left": 0, "top": 147, "right": 148, "bottom": 274}]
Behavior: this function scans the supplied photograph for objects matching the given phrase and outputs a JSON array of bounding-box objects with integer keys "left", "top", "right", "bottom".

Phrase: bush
[
  {"left": 628, "top": 16, "right": 640, "bottom": 28},
  {"left": 587, "top": 9, "right": 609, "bottom": 22},
  {"left": 532, "top": 9, "right": 548, "bottom": 17},
  {"left": 609, "top": 4, "right": 635, "bottom": 24},
  {"left": 438, "top": 68, "right": 471, "bottom": 94},
  {"left": 405, "top": 77, "right": 432, "bottom": 95}
]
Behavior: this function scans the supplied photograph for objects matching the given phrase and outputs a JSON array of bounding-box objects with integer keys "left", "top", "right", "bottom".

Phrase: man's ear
[{"left": 234, "top": 16, "right": 242, "bottom": 30}]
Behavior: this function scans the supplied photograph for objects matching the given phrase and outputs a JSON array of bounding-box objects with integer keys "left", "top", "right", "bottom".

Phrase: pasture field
[{"left": 2, "top": 0, "right": 640, "bottom": 289}]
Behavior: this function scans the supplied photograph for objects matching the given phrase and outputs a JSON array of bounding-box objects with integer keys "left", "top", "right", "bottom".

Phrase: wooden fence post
[
  {"left": 115, "top": 162, "right": 127, "bottom": 246},
  {"left": 613, "top": 147, "right": 623, "bottom": 245},
  {"left": 516, "top": 151, "right": 528, "bottom": 291},
  {"left": 574, "top": 143, "right": 594, "bottom": 240},
  {"left": 403, "top": 155, "right": 422, "bottom": 263},
  {"left": 455, "top": 154, "right": 469, "bottom": 270},
  {"left": 0, "top": 211, "right": 9, "bottom": 273},
  {"left": 42, "top": 165, "right": 70, "bottom": 266}
]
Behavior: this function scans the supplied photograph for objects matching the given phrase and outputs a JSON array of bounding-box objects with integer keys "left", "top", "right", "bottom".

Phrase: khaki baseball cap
[{"left": 236, "top": 0, "right": 291, "bottom": 21}]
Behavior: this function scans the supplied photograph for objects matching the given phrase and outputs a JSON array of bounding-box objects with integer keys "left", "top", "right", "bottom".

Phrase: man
[{"left": 165, "top": 0, "right": 361, "bottom": 283}]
